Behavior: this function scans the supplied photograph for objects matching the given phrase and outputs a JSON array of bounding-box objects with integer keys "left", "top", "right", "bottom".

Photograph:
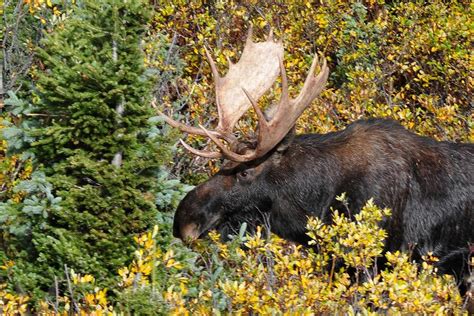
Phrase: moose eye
[{"left": 237, "top": 170, "right": 252, "bottom": 181}]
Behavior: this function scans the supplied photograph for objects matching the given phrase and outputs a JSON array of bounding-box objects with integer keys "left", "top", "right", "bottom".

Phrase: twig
[
  {"left": 328, "top": 255, "right": 336, "bottom": 288},
  {"left": 64, "top": 264, "right": 79, "bottom": 314},
  {"left": 25, "top": 113, "right": 59, "bottom": 117},
  {"left": 54, "top": 276, "right": 59, "bottom": 314},
  {"left": 164, "top": 31, "right": 177, "bottom": 66}
]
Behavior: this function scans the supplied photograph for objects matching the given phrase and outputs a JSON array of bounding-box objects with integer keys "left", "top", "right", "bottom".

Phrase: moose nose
[{"left": 173, "top": 222, "right": 200, "bottom": 242}]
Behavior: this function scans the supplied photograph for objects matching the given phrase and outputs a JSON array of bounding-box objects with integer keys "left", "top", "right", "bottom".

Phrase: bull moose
[{"left": 157, "top": 28, "right": 473, "bottom": 295}]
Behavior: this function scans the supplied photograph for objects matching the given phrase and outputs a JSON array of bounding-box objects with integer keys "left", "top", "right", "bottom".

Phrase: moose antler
[
  {"left": 157, "top": 27, "right": 283, "bottom": 155},
  {"left": 157, "top": 27, "right": 329, "bottom": 162}
]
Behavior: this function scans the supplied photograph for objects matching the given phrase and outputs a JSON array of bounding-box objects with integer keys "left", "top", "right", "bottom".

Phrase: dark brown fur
[{"left": 174, "top": 118, "right": 473, "bottom": 294}]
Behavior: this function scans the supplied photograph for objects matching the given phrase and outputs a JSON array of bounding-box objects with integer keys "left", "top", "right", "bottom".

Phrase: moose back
[{"left": 158, "top": 28, "right": 473, "bottom": 294}]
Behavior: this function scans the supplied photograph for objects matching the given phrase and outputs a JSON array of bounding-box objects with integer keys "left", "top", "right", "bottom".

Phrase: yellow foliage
[
  {"left": 22, "top": 0, "right": 67, "bottom": 25},
  {"left": 0, "top": 119, "right": 33, "bottom": 202},
  {"left": 0, "top": 284, "right": 29, "bottom": 315},
  {"left": 152, "top": 1, "right": 472, "bottom": 178}
]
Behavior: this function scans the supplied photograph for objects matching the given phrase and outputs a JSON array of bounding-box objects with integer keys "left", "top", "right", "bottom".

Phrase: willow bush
[
  {"left": 3, "top": 200, "right": 465, "bottom": 314},
  {"left": 152, "top": 0, "right": 472, "bottom": 179}
]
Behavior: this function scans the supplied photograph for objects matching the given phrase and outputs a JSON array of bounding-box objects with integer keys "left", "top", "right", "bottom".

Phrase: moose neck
[
  {"left": 262, "top": 122, "right": 411, "bottom": 244},
  {"left": 262, "top": 133, "right": 348, "bottom": 244}
]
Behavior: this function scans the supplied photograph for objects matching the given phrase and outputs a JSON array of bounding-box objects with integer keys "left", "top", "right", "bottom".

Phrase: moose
[{"left": 158, "top": 28, "right": 473, "bottom": 295}]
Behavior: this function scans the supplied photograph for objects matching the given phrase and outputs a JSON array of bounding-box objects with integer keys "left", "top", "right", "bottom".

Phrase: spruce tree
[{"left": 14, "top": 0, "right": 170, "bottom": 292}]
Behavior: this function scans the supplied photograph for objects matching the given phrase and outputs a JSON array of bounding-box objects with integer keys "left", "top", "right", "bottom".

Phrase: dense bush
[
  {"left": 152, "top": 0, "right": 472, "bottom": 180},
  {"left": 0, "top": 0, "right": 183, "bottom": 305},
  {"left": 2, "top": 200, "right": 466, "bottom": 314},
  {"left": 1, "top": 0, "right": 472, "bottom": 314}
]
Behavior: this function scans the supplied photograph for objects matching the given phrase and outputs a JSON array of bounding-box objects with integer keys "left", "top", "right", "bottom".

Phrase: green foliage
[
  {"left": 31, "top": 1, "right": 152, "bottom": 164},
  {"left": 0, "top": 0, "right": 183, "bottom": 305},
  {"left": 155, "top": 170, "right": 193, "bottom": 211},
  {"left": 28, "top": 0, "right": 162, "bottom": 292}
]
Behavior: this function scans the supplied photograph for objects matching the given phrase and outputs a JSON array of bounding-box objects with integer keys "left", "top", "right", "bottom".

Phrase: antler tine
[
  {"left": 152, "top": 101, "right": 237, "bottom": 144},
  {"left": 292, "top": 54, "right": 329, "bottom": 111},
  {"left": 179, "top": 139, "right": 223, "bottom": 159},
  {"left": 267, "top": 29, "right": 274, "bottom": 41},
  {"left": 242, "top": 88, "right": 268, "bottom": 127},
  {"left": 204, "top": 46, "right": 220, "bottom": 81},
  {"left": 226, "top": 55, "right": 234, "bottom": 67},
  {"left": 199, "top": 124, "right": 252, "bottom": 162},
  {"left": 279, "top": 57, "right": 289, "bottom": 103},
  {"left": 245, "top": 25, "right": 254, "bottom": 44},
  {"left": 157, "top": 109, "right": 203, "bottom": 134}
]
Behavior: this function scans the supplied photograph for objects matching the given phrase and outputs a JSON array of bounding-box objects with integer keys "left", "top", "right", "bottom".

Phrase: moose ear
[{"left": 275, "top": 126, "right": 296, "bottom": 153}]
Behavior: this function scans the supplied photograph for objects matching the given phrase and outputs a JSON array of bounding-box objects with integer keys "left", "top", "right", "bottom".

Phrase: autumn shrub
[
  {"left": 3, "top": 199, "right": 466, "bottom": 314},
  {"left": 151, "top": 0, "right": 472, "bottom": 180}
]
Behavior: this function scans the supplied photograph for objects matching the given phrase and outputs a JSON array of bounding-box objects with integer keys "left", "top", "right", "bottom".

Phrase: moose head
[{"left": 157, "top": 27, "right": 329, "bottom": 242}]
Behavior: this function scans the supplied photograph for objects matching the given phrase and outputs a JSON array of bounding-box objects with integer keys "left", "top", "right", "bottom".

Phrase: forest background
[{"left": 0, "top": 0, "right": 472, "bottom": 314}]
